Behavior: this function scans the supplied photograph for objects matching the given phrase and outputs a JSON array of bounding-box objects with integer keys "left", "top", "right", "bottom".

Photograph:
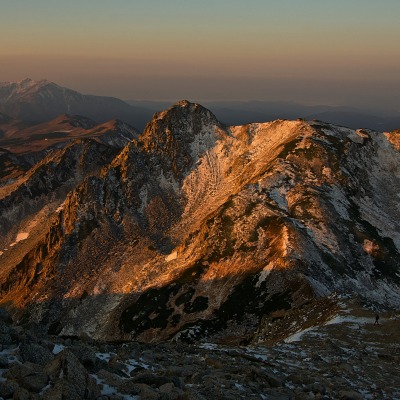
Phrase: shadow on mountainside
[{"left": 0, "top": 267, "right": 314, "bottom": 345}]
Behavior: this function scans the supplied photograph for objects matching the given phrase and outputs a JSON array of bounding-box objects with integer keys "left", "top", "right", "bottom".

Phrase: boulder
[
  {"left": 23, "top": 322, "right": 48, "bottom": 342},
  {"left": 44, "top": 349, "right": 100, "bottom": 399},
  {"left": 42, "top": 380, "right": 82, "bottom": 400},
  {"left": 132, "top": 372, "right": 176, "bottom": 388},
  {"left": 19, "top": 372, "right": 48, "bottom": 393},
  {"left": 12, "top": 386, "right": 31, "bottom": 400},
  {"left": 96, "top": 369, "right": 138, "bottom": 395},
  {"left": 70, "top": 344, "right": 97, "bottom": 369},
  {"left": 4, "top": 362, "right": 42, "bottom": 380},
  {"left": 159, "top": 382, "right": 185, "bottom": 400},
  {"left": 19, "top": 342, "right": 54, "bottom": 366},
  {"left": 0, "top": 380, "right": 19, "bottom": 398},
  {"left": 311, "top": 382, "right": 326, "bottom": 395},
  {"left": 2, "top": 361, "right": 48, "bottom": 394},
  {"left": 247, "top": 366, "right": 283, "bottom": 387},
  {"left": 135, "top": 383, "right": 161, "bottom": 400},
  {"left": 338, "top": 390, "right": 363, "bottom": 400}
]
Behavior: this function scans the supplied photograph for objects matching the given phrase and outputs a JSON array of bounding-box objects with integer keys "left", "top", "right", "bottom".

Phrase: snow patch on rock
[
  {"left": 255, "top": 263, "right": 274, "bottom": 287},
  {"left": 165, "top": 251, "right": 178, "bottom": 262},
  {"left": 16, "top": 232, "right": 29, "bottom": 242}
]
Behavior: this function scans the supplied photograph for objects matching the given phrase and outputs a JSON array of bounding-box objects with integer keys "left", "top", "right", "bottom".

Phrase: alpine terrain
[{"left": 0, "top": 99, "right": 399, "bottom": 346}]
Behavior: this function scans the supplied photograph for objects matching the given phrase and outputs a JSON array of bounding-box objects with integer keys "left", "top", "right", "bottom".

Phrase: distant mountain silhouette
[{"left": 0, "top": 78, "right": 154, "bottom": 129}]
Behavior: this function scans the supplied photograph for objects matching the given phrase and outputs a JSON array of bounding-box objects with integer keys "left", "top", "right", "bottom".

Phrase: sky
[{"left": 1, "top": 0, "right": 400, "bottom": 109}]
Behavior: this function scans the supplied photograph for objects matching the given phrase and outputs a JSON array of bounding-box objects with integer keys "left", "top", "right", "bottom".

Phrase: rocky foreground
[{"left": 0, "top": 299, "right": 399, "bottom": 400}]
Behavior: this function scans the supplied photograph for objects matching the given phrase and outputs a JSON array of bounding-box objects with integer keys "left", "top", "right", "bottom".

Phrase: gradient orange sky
[{"left": 1, "top": 0, "right": 399, "bottom": 109}]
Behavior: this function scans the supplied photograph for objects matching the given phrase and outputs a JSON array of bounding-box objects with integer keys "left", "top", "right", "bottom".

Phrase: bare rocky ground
[{"left": 0, "top": 298, "right": 399, "bottom": 400}]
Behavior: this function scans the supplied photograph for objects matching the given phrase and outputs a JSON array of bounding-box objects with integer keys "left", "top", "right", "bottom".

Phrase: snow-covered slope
[{"left": 0, "top": 101, "right": 399, "bottom": 343}]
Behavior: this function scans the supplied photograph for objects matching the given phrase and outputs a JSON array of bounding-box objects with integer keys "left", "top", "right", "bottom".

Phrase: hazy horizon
[{"left": 1, "top": 1, "right": 400, "bottom": 110}]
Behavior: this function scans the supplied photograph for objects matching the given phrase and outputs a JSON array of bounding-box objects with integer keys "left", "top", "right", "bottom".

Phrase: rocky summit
[{"left": 0, "top": 100, "right": 399, "bottom": 349}]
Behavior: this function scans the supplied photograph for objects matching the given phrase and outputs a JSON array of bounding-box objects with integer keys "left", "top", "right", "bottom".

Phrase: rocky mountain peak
[
  {"left": 0, "top": 78, "right": 41, "bottom": 89},
  {"left": 17, "top": 77, "right": 51, "bottom": 88},
  {"left": 174, "top": 99, "right": 191, "bottom": 107},
  {"left": 0, "top": 78, "right": 55, "bottom": 99},
  {"left": 140, "top": 100, "right": 226, "bottom": 181},
  {"left": 144, "top": 99, "right": 223, "bottom": 136},
  {"left": 18, "top": 77, "right": 48, "bottom": 85}
]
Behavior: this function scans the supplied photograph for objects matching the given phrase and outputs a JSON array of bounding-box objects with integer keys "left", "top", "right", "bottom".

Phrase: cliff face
[{"left": 0, "top": 101, "right": 399, "bottom": 343}]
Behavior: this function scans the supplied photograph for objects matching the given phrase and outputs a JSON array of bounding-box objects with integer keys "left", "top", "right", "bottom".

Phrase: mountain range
[
  {"left": 0, "top": 97, "right": 399, "bottom": 344},
  {"left": 1, "top": 78, "right": 400, "bottom": 132}
]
